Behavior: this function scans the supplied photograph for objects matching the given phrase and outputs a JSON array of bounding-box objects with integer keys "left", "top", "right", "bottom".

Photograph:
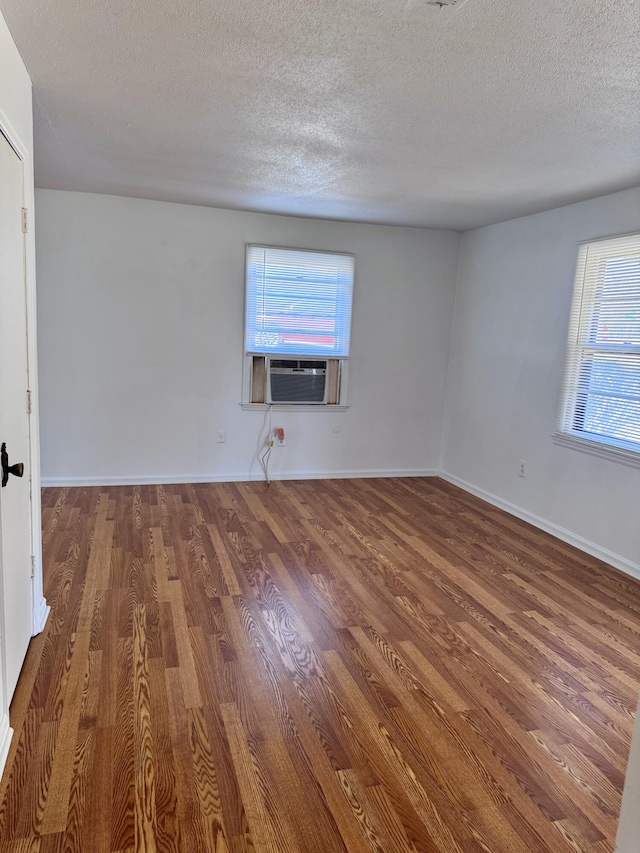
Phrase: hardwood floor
[{"left": 0, "top": 477, "right": 637, "bottom": 852}]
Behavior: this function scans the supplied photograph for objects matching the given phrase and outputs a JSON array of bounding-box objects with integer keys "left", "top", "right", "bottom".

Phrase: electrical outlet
[
  {"left": 276, "top": 428, "right": 286, "bottom": 447},
  {"left": 519, "top": 460, "right": 526, "bottom": 478},
  {"left": 216, "top": 430, "right": 226, "bottom": 443}
]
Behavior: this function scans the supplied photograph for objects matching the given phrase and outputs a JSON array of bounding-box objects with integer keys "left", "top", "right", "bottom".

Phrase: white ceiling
[{"left": 2, "top": 0, "right": 639, "bottom": 230}]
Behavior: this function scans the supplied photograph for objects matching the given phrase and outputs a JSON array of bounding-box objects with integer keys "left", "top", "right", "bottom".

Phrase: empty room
[{"left": 0, "top": 0, "right": 639, "bottom": 850}]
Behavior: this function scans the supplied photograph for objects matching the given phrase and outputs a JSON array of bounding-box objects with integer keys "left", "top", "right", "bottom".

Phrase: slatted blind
[
  {"left": 558, "top": 232, "right": 640, "bottom": 452},
  {"left": 245, "top": 245, "right": 354, "bottom": 357}
]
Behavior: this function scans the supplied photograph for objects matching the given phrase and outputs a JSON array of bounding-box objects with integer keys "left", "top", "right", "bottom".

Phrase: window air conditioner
[{"left": 267, "top": 359, "right": 328, "bottom": 404}]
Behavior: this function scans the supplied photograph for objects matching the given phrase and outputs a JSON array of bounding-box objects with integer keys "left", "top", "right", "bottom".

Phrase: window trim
[
  {"left": 241, "top": 403, "right": 350, "bottom": 412},
  {"left": 552, "top": 430, "right": 640, "bottom": 469},
  {"left": 556, "top": 231, "right": 640, "bottom": 463}
]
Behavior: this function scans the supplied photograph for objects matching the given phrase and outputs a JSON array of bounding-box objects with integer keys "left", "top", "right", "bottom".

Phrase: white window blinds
[
  {"left": 245, "top": 245, "right": 354, "bottom": 357},
  {"left": 558, "top": 232, "right": 640, "bottom": 453}
]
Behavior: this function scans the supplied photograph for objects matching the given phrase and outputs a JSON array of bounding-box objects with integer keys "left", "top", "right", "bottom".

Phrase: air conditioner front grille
[{"left": 268, "top": 359, "right": 327, "bottom": 404}]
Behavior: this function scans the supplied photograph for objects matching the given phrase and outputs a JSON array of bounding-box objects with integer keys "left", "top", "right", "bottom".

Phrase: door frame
[{"left": 0, "top": 105, "right": 49, "bottom": 644}]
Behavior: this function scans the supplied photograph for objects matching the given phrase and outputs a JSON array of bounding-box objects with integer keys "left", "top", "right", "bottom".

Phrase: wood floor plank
[
  {"left": 219, "top": 703, "right": 286, "bottom": 853},
  {"left": 132, "top": 604, "right": 157, "bottom": 853},
  {"left": 0, "top": 477, "right": 637, "bottom": 851}
]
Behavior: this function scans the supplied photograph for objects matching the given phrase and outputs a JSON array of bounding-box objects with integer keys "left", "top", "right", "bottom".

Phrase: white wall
[
  {"left": 442, "top": 186, "right": 640, "bottom": 574},
  {"left": 36, "top": 190, "right": 459, "bottom": 484}
]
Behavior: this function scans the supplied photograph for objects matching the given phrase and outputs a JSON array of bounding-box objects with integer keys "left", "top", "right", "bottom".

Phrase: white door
[{"left": 0, "top": 129, "right": 33, "bottom": 700}]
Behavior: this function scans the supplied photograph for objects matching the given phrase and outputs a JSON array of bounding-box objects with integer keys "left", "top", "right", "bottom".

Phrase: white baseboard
[
  {"left": 0, "top": 713, "right": 13, "bottom": 782},
  {"left": 41, "top": 468, "right": 439, "bottom": 488},
  {"left": 32, "top": 596, "right": 50, "bottom": 636},
  {"left": 440, "top": 470, "right": 640, "bottom": 581}
]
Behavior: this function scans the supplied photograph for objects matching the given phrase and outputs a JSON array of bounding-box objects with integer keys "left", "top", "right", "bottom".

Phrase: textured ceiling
[{"left": 2, "top": 0, "right": 639, "bottom": 230}]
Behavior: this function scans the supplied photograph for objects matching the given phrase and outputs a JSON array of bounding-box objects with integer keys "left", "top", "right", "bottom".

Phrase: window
[
  {"left": 245, "top": 245, "right": 354, "bottom": 357},
  {"left": 243, "top": 245, "right": 355, "bottom": 406},
  {"left": 557, "top": 232, "right": 640, "bottom": 460}
]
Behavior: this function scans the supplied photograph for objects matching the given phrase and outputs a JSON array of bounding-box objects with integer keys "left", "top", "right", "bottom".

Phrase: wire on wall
[{"left": 257, "top": 404, "right": 273, "bottom": 486}]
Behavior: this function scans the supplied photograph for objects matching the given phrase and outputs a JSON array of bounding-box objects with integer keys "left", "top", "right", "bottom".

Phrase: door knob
[{"left": 1, "top": 443, "right": 24, "bottom": 488}]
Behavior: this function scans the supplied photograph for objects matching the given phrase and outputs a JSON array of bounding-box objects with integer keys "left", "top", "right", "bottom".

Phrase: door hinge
[
  {"left": 22, "top": 208, "right": 28, "bottom": 233},
  {"left": 27, "top": 390, "right": 32, "bottom": 415},
  {"left": 30, "top": 555, "right": 35, "bottom": 578}
]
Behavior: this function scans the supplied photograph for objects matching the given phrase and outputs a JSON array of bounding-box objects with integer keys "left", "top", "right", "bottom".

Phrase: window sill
[
  {"left": 241, "top": 403, "right": 349, "bottom": 412},
  {"left": 552, "top": 431, "right": 640, "bottom": 469}
]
